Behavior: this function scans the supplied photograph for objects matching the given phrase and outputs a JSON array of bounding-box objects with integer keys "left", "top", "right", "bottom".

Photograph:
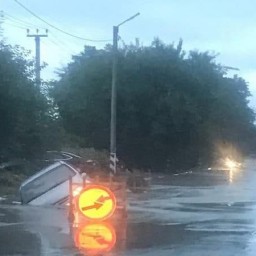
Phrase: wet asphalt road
[{"left": 1, "top": 158, "right": 256, "bottom": 255}]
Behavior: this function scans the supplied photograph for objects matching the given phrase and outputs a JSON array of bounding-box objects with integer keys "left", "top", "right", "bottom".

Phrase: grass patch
[{"left": 0, "top": 170, "right": 27, "bottom": 197}]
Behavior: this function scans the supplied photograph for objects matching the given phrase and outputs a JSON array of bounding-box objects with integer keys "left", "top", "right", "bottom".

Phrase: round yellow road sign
[
  {"left": 74, "top": 222, "right": 116, "bottom": 255},
  {"left": 76, "top": 185, "right": 116, "bottom": 221}
]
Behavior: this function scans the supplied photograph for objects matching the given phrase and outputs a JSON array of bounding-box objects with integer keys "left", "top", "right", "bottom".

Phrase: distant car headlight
[{"left": 225, "top": 158, "right": 240, "bottom": 170}]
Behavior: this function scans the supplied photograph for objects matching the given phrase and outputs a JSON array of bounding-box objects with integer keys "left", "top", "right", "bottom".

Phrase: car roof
[{"left": 20, "top": 161, "right": 76, "bottom": 188}]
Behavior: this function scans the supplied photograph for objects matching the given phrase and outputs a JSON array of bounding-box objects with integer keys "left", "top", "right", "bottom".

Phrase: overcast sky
[{"left": 1, "top": 0, "right": 256, "bottom": 106}]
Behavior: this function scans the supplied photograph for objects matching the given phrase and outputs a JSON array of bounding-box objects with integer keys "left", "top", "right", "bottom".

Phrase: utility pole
[
  {"left": 110, "top": 13, "right": 140, "bottom": 174},
  {"left": 110, "top": 26, "right": 118, "bottom": 174},
  {"left": 27, "top": 29, "right": 48, "bottom": 87}
]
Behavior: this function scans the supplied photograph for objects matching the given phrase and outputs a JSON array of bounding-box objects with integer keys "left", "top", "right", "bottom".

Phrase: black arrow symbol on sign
[
  {"left": 82, "top": 195, "right": 111, "bottom": 211},
  {"left": 84, "top": 233, "right": 111, "bottom": 245}
]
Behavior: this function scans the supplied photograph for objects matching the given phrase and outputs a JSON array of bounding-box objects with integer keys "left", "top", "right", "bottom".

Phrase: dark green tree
[
  {"left": 52, "top": 39, "right": 255, "bottom": 171},
  {"left": 0, "top": 42, "right": 54, "bottom": 160}
]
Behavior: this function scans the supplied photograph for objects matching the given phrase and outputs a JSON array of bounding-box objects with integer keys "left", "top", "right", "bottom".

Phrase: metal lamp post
[{"left": 110, "top": 13, "right": 140, "bottom": 173}]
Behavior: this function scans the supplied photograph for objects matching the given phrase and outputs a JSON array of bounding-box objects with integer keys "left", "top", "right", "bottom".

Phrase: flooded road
[{"left": 1, "top": 158, "right": 256, "bottom": 255}]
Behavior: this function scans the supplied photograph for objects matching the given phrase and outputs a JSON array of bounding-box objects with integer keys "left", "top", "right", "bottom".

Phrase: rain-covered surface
[{"left": 1, "top": 158, "right": 256, "bottom": 255}]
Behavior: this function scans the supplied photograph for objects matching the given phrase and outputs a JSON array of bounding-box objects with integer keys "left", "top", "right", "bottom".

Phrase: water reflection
[
  {"left": 229, "top": 169, "right": 233, "bottom": 184},
  {"left": 224, "top": 158, "right": 242, "bottom": 184},
  {"left": 228, "top": 165, "right": 242, "bottom": 184},
  {"left": 72, "top": 220, "right": 126, "bottom": 255}
]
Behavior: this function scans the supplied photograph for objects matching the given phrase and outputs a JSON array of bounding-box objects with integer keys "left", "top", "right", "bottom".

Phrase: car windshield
[{"left": 20, "top": 164, "right": 75, "bottom": 204}]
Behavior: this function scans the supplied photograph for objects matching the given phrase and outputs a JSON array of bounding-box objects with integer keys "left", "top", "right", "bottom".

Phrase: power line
[
  {"left": 14, "top": 0, "right": 111, "bottom": 42},
  {"left": 4, "top": 18, "right": 33, "bottom": 30},
  {"left": 41, "top": 40, "right": 74, "bottom": 63},
  {"left": 48, "top": 32, "right": 79, "bottom": 54},
  {"left": 3, "top": 12, "right": 81, "bottom": 53},
  {"left": 3, "top": 14, "right": 81, "bottom": 57},
  {"left": 4, "top": 21, "right": 27, "bottom": 30},
  {"left": 3, "top": 11, "right": 47, "bottom": 30},
  {"left": 48, "top": 36, "right": 75, "bottom": 56},
  {"left": 2, "top": 12, "right": 41, "bottom": 31}
]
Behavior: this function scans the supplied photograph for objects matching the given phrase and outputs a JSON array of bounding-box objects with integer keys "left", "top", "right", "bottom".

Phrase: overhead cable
[{"left": 14, "top": 0, "right": 111, "bottom": 42}]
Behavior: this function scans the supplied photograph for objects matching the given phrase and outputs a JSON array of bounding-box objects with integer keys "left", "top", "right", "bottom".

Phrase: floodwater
[{"left": 1, "top": 158, "right": 256, "bottom": 255}]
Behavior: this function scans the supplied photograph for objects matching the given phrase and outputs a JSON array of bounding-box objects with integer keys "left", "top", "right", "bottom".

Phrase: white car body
[{"left": 20, "top": 161, "right": 86, "bottom": 206}]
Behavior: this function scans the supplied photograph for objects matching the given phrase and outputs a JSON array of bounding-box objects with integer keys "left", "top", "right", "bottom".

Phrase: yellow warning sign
[{"left": 77, "top": 185, "right": 116, "bottom": 221}]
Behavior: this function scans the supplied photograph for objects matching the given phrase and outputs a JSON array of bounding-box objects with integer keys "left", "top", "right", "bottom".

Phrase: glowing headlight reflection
[
  {"left": 229, "top": 169, "right": 233, "bottom": 184},
  {"left": 224, "top": 158, "right": 241, "bottom": 184},
  {"left": 225, "top": 158, "right": 239, "bottom": 170}
]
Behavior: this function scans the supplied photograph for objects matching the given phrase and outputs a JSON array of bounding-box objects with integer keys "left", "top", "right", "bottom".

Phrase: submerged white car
[{"left": 20, "top": 161, "right": 85, "bottom": 206}]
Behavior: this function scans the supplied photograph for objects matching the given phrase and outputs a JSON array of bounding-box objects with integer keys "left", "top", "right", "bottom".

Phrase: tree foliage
[
  {"left": 0, "top": 41, "right": 58, "bottom": 161},
  {"left": 52, "top": 39, "right": 255, "bottom": 171}
]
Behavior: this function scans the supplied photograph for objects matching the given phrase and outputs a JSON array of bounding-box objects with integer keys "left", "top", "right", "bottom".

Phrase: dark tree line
[
  {"left": 0, "top": 38, "right": 255, "bottom": 171},
  {"left": 0, "top": 41, "right": 62, "bottom": 162},
  {"left": 52, "top": 39, "right": 256, "bottom": 171}
]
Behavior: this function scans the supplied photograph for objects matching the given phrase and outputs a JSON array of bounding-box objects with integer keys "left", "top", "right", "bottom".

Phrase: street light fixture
[{"left": 110, "top": 12, "right": 140, "bottom": 174}]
